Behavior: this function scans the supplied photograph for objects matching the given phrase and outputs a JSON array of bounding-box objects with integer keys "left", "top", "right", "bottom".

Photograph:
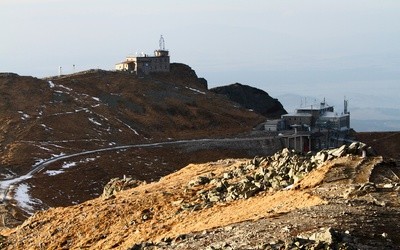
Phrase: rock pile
[
  {"left": 102, "top": 176, "right": 145, "bottom": 198},
  {"left": 311, "top": 142, "right": 374, "bottom": 164},
  {"left": 184, "top": 142, "right": 372, "bottom": 208},
  {"left": 260, "top": 227, "right": 359, "bottom": 250},
  {"left": 128, "top": 227, "right": 362, "bottom": 249}
]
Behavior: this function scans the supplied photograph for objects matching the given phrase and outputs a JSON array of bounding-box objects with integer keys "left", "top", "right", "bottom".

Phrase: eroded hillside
[
  {"left": 2, "top": 144, "right": 399, "bottom": 249},
  {"left": 0, "top": 65, "right": 273, "bottom": 217}
]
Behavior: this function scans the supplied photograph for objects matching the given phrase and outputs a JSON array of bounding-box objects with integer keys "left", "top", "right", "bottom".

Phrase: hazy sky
[{"left": 1, "top": 1, "right": 399, "bottom": 99}]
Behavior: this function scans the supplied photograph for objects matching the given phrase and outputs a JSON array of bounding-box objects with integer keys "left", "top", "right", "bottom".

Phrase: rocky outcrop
[
  {"left": 182, "top": 142, "right": 373, "bottom": 210},
  {"left": 102, "top": 177, "right": 145, "bottom": 198},
  {"left": 162, "top": 63, "right": 208, "bottom": 90},
  {"left": 258, "top": 227, "right": 360, "bottom": 250},
  {"left": 210, "top": 83, "right": 287, "bottom": 118},
  {"left": 133, "top": 227, "right": 362, "bottom": 250}
]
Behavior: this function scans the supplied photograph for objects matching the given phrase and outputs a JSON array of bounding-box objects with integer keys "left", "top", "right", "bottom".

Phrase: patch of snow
[
  {"left": 38, "top": 146, "right": 52, "bottom": 152},
  {"left": 14, "top": 183, "right": 41, "bottom": 215},
  {"left": 62, "top": 162, "right": 77, "bottom": 169},
  {"left": 75, "top": 108, "right": 89, "bottom": 112},
  {"left": 52, "top": 111, "right": 74, "bottom": 116},
  {"left": 116, "top": 118, "right": 139, "bottom": 135},
  {"left": 80, "top": 158, "right": 96, "bottom": 163},
  {"left": 89, "top": 118, "right": 102, "bottom": 126},
  {"left": 40, "top": 124, "right": 52, "bottom": 131},
  {"left": 58, "top": 84, "right": 72, "bottom": 91},
  {"left": 45, "top": 170, "right": 64, "bottom": 176},
  {"left": 48, "top": 80, "right": 55, "bottom": 88},
  {"left": 92, "top": 97, "right": 100, "bottom": 101},
  {"left": 18, "top": 111, "right": 30, "bottom": 120},
  {"left": 91, "top": 104, "right": 100, "bottom": 108},
  {"left": 186, "top": 87, "right": 206, "bottom": 95}
]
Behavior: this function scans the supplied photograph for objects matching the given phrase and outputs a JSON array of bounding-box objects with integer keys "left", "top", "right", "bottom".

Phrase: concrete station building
[
  {"left": 115, "top": 35, "right": 170, "bottom": 75},
  {"left": 275, "top": 99, "right": 351, "bottom": 152}
]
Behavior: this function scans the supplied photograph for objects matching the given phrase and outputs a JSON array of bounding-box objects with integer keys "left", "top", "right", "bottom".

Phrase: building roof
[
  {"left": 320, "top": 111, "right": 349, "bottom": 118},
  {"left": 264, "top": 119, "right": 281, "bottom": 125},
  {"left": 115, "top": 60, "right": 135, "bottom": 65},
  {"left": 282, "top": 113, "right": 312, "bottom": 117},
  {"left": 296, "top": 102, "right": 333, "bottom": 112}
]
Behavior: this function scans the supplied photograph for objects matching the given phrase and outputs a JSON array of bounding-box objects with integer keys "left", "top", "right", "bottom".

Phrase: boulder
[
  {"left": 188, "top": 176, "right": 210, "bottom": 187},
  {"left": 308, "top": 227, "right": 338, "bottom": 245},
  {"left": 330, "top": 145, "right": 347, "bottom": 157},
  {"left": 314, "top": 151, "right": 327, "bottom": 162},
  {"left": 102, "top": 177, "right": 144, "bottom": 198}
]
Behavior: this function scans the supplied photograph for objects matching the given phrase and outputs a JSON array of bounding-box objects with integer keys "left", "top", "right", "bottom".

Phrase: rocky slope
[
  {"left": 1, "top": 143, "right": 399, "bottom": 249},
  {"left": 0, "top": 64, "right": 273, "bottom": 216},
  {"left": 210, "top": 83, "right": 287, "bottom": 119}
]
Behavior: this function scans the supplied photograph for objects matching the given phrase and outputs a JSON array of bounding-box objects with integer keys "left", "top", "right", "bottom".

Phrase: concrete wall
[
  {"left": 179, "top": 137, "right": 283, "bottom": 156},
  {"left": 282, "top": 115, "right": 312, "bottom": 129}
]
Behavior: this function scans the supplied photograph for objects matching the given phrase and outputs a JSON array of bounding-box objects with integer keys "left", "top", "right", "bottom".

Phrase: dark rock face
[
  {"left": 167, "top": 63, "right": 208, "bottom": 90},
  {"left": 210, "top": 83, "right": 287, "bottom": 119}
]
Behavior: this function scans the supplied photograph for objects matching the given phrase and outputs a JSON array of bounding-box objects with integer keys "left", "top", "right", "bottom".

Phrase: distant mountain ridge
[{"left": 211, "top": 83, "right": 287, "bottom": 119}]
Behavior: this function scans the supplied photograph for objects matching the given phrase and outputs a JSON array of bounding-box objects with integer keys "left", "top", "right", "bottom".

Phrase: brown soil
[
  {"left": 355, "top": 131, "right": 400, "bottom": 159},
  {"left": 2, "top": 154, "right": 399, "bottom": 249}
]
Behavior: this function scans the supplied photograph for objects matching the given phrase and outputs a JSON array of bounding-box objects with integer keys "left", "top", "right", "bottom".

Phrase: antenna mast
[{"left": 159, "top": 35, "right": 165, "bottom": 50}]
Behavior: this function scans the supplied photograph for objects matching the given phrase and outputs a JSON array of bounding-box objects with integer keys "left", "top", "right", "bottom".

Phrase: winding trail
[{"left": 0, "top": 137, "right": 276, "bottom": 205}]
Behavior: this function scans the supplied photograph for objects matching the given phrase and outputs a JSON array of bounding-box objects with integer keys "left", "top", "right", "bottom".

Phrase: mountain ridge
[{"left": 210, "top": 82, "right": 287, "bottom": 119}]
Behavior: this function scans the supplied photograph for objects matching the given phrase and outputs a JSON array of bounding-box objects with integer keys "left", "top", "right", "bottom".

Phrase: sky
[{"left": 1, "top": 0, "right": 400, "bottom": 131}]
